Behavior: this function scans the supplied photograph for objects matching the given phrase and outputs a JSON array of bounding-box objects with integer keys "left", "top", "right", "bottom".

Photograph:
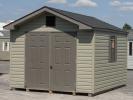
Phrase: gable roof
[{"left": 4, "top": 6, "right": 125, "bottom": 33}]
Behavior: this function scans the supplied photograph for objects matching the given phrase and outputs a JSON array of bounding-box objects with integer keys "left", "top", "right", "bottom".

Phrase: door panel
[
  {"left": 26, "top": 32, "right": 50, "bottom": 90},
  {"left": 50, "top": 33, "right": 76, "bottom": 91}
]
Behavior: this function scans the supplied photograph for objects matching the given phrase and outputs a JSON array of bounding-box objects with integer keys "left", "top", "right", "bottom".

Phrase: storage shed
[{"left": 4, "top": 6, "right": 127, "bottom": 95}]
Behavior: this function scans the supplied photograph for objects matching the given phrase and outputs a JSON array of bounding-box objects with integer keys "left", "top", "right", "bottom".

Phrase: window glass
[{"left": 109, "top": 36, "right": 117, "bottom": 62}]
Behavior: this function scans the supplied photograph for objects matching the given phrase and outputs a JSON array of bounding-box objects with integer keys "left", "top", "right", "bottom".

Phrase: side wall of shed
[
  {"left": 10, "top": 31, "right": 25, "bottom": 88},
  {"left": 94, "top": 31, "right": 127, "bottom": 93},
  {"left": 76, "top": 31, "right": 94, "bottom": 93}
]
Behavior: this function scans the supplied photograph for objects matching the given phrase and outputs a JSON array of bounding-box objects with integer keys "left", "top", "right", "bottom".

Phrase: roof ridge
[{"left": 46, "top": 6, "right": 94, "bottom": 18}]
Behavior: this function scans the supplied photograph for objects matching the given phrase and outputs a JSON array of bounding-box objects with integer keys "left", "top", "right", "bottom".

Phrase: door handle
[{"left": 50, "top": 66, "right": 53, "bottom": 70}]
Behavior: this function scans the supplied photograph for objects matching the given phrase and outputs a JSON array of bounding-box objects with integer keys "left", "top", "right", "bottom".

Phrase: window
[
  {"left": 129, "top": 42, "right": 132, "bottom": 56},
  {"left": 46, "top": 16, "right": 56, "bottom": 27},
  {"left": 109, "top": 36, "right": 117, "bottom": 62},
  {"left": 2, "top": 42, "right": 10, "bottom": 51}
]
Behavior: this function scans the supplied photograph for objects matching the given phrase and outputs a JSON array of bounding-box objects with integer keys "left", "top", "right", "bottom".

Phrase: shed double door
[{"left": 26, "top": 32, "right": 76, "bottom": 92}]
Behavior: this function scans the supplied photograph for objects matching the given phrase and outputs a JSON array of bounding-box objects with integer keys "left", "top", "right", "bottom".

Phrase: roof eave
[{"left": 94, "top": 27, "right": 128, "bottom": 35}]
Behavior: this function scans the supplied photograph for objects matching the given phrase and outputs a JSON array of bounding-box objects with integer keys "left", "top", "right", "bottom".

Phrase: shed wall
[
  {"left": 94, "top": 31, "right": 127, "bottom": 93},
  {"left": 76, "top": 31, "right": 94, "bottom": 93},
  {"left": 10, "top": 31, "right": 25, "bottom": 88}
]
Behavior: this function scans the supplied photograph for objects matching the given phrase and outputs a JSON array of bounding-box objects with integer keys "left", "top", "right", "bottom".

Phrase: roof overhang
[{"left": 3, "top": 7, "right": 92, "bottom": 30}]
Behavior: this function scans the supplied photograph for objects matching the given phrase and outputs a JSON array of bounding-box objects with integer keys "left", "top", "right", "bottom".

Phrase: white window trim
[{"left": 2, "top": 42, "right": 10, "bottom": 51}]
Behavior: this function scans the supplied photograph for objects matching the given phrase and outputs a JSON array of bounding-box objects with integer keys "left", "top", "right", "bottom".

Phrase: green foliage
[{"left": 123, "top": 23, "right": 132, "bottom": 32}]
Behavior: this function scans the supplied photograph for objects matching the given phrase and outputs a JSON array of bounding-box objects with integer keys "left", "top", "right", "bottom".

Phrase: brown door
[
  {"left": 50, "top": 32, "right": 76, "bottom": 92},
  {"left": 25, "top": 32, "right": 50, "bottom": 90}
]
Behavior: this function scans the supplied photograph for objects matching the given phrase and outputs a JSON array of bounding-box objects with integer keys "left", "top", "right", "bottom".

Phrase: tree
[{"left": 123, "top": 23, "right": 132, "bottom": 32}]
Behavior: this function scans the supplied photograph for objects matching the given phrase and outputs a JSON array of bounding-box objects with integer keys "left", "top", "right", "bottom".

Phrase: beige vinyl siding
[
  {"left": 76, "top": 31, "right": 94, "bottom": 93},
  {"left": 94, "top": 31, "right": 127, "bottom": 93},
  {"left": 10, "top": 31, "right": 25, "bottom": 88},
  {"left": 0, "top": 51, "right": 9, "bottom": 60}
]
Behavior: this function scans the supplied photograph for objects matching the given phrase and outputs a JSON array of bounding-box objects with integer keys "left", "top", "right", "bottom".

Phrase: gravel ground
[{"left": 0, "top": 71, "right": 133, "bottom": 100}]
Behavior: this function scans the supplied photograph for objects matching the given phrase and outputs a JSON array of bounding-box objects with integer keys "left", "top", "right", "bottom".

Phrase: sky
[{"left": 0, "top": 0, "right": 133, "bottom": 28}]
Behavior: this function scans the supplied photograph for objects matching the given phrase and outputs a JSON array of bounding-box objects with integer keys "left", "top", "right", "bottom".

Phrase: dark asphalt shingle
[{"left": 47, "top": 7, "right": 123, "bottom": 32}]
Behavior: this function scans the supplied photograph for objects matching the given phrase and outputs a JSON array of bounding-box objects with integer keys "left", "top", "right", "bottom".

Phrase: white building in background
[
  {"left": 0, "top": 22, "right": 10, "bottom": 61},
  {"left": 128, "top": 30, "right": 133, "bottom": 69}
]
